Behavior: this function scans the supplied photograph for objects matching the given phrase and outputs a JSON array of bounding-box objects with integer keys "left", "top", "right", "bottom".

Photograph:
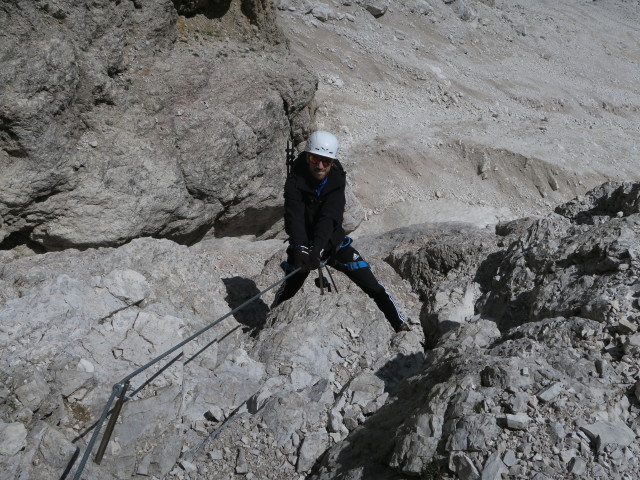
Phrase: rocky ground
[
  {"left": 0, "top": 220, "right": 425, "bottom": 480},
  {"left": 2, "top": 178, "right": 640, "bottom": 479},
  {"left": 277, "top": 0, "right": 640, "bottom": 234},
  {"left": 311, "top": 181, "right": 640, "bottom": 480},
  {"left": 1, "top": 1, "right": 640, "bottom": 480}
]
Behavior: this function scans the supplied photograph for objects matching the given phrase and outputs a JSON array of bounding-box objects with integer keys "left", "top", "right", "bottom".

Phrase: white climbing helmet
[{"left": 304, "top": 130, "right": 339, "bottom": 159}]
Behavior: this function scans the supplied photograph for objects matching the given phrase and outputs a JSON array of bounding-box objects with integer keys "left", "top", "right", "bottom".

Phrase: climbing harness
[
  {"left": 341, "top": 260, "right": 369, "bottom": 271},
  {"left": 66, "top": 266, "right": 302, "bottom": 480},
  {"left": 338, "top": 236, "right": 353, "bottom": 249},
  {"left": 324, "top": 264, "right": 339, "bottom": 293},
  {"left": 280, "top": 258, "right": 339, "bottom": 296},
  {"left": 333, "top": 236, "right": 369, "bottom": 272}
]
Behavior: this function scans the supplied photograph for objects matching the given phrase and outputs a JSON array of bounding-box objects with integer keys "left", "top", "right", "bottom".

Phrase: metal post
[
  {"left": 94, "top": 380, "right": 129, "bottom": 465},
  {"left": 317, "top": 267, "right": 325, "bottom": 295},
  {"left": 70, "top": 268, "right": 301, "bottom": 480},
  {"left": 325, "top": 266, "right": 339, "bottom": 293}
]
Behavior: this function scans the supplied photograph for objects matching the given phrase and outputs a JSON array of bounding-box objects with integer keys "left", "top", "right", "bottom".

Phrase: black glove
[
  {"left": 309, "top": 246, "right": 323, "bottom": 270},
  {"left": 292, "top": 246, "right": 310, "bottom": 271}
]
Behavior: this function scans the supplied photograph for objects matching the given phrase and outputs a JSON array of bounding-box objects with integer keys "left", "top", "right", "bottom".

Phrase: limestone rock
[
  {"left": 505, "top": 413, "right": 530, "bottom": 430},
  {"left": 382, "top": 223, "right": 501, "bottom": 344},
  {"left": 481, "top": 451, "right": 507, "bottom": 479},
  {"left": 536, "top": 382, "right": 564, "bottom": 403},
  {"left": 38, "top": 426, "right": 78, "bottom": 469},
  {"left": 0, "top": 236, "right": 274, "bottom": 479},
  {"left": 477, "top": 182, "right": 640, "bottom": 331},
  {"left": 347, "top": 373, "right": 385, "bottom": 409},
  {"left": 580, "top": 421, "right": 636, "bottom": 448},
  {"left": 451, "top": 0, "right": 476, "bottom": 22},
  {"left": 409, "top": 0, "right": 435, "bottom": 15},
  {"left": 235, "top": 448, "right": 249, "bottom": 474},
  {"left": 362, "top": 0, "right": 390, "bottom": 18},
  {"left": 0, "top": 0, "right": 318, "bottom": 250},
  {"left": 445, "top": 415, "right": 500, "bottom": 452},
  {"left": 3, "top": 182, "right": 640, "bottom": 480},
  {"left": 297, "top": 431, "right": 328, "bottom": 472},
  {"left": 449, "top": 453, "right": 480, "bottom": 480},
  {"left": 568, "top": 456, "right": 587, "bottom": 475},
  {"left": 311, "top": 6, "right": 338, "bottom": 22},
  {"left": 555, "top": 182, "right": 640, "bottom": 222},
  {"left": 309, "top": 184, "right": 640, "bottom": 480},
  {"left": 0, "top": 422, "right": 27, "bottom": 456},
  {"left": 102, "top": 269, "right": 151, "bottom": 305}
]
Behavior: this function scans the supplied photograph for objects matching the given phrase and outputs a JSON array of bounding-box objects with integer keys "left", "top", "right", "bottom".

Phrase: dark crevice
[
  {"left": 161, "top": 220, "right": 215, "bottom": 246},
  {"left": 213, "top": 204, "right": 283, "bottom": 238},
  {"left": 0, "top": 230, "right": 46, "bottom": 253},
  {"left": 93, "top": 97, "right": 116, "bottom": 107},
  {"left": 184, "top": 185, "right": 212, "bottom": 202},
  {"left": 240, "top": 0, "right": 258, "bottom": 26},
  {"left": 33, "top": 191, "right": 57, "bottom": 204},
  {"left": 172, "top": 0, "right": 232, "bottom": 19},
  {"left": 0, "top": 115, "right": 28, "bottom": 158},
  {"left": 107, "top": 66, "right": 125, "bottom": 78},
  {"left": 98, "top": 300, "right": 144, "bottom": 325}
]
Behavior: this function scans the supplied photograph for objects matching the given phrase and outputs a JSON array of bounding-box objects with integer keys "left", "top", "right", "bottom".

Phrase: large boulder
[
  {"left": 0, "top": 0, "right": 319, "bottom": 250},
  {"left": 478, "top": 181, "right": 640, "bottom": 331},
  {"left": 311, "top": 312, "right": 640, "bottom": 479},
  {"left": 0, "top": 0, "right": 177, "bottom": 247},
  {"left": 177, "top": 255, "right": 425, "bottom": 478}
]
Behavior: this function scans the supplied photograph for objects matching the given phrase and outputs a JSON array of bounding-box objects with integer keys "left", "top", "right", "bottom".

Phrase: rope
[
  {"left": 325, "top": 265, "right": 339, "bottom": 293},
  {"left": 69, "top": 266, "right": 301, "bottom": 480}
]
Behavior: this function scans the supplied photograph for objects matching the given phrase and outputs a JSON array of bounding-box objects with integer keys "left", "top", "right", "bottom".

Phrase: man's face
[{"left": 307, "top": 153, "right": 333, "bottom": 181}]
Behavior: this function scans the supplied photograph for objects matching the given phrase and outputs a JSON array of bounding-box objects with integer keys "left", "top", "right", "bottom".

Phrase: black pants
[{"left": 272, "top": 242, "right": 407, "bottom": 331}]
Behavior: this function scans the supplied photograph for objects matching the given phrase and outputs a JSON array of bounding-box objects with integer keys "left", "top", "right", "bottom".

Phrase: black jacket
[{"left": 284, "top": 154, "right": 346, "bottom": 254}]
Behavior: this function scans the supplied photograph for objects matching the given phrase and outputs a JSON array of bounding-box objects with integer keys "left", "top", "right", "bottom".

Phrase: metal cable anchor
[{"left": 94, "top": 380, "right": 130, "bottom": 465}]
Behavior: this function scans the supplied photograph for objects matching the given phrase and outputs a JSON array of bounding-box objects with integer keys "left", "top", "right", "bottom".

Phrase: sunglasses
[{"left": 308, "top": 154, "right": 334, "bottom": 167}]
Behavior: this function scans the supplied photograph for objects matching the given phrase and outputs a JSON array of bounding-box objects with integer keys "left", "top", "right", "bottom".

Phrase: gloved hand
[
  {"left": 309, "top": 246, "right": 323, "bottom": 270},
  {"left": 292, "top": 246, "right": 310, "bottom": 271}
]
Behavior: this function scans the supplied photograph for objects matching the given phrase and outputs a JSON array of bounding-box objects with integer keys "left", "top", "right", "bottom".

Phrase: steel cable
[{"left": 68, "top": 266, "right": 301, "bottom": 480}]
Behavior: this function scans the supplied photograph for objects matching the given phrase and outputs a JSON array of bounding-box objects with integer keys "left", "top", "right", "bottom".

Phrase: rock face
[
  {"left": 2, "top": 0, "right": 640, "bottom": 478},
  {"left": 0, "top": 0, "right": 326, "bottom": 249},
  {"left": 382, "top": 223, "right": 503, "bottom": 345},
  {"left": 0, "top": 233, "right": 423, "bottom": 479},
  {"left": 173, "top": 0, "right": 285, "bottom": 45},
  {"left": 310, "top": 181, "right": 640, "bottom": 479},
  {"left": 1, "top": 182, "right": 640, "bottom": 479},
  {"left": 479, "top": 181, "right": 640, "bottom": 332}
]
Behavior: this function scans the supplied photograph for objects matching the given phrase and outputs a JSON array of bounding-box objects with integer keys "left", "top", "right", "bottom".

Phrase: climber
[{"left": 271, "top": 130, "right": 410, "bottom": 333}]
